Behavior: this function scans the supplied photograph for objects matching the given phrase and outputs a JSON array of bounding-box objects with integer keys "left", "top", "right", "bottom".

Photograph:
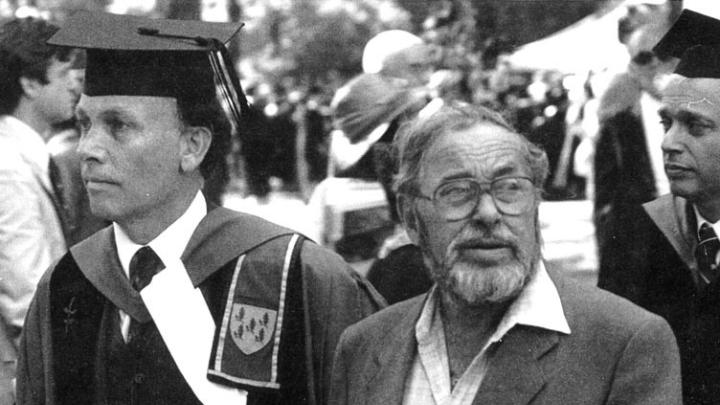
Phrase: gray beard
[
  {"left": 419, "top": 219, "right": 540, "bottom": 307},
  {"left": 440, "top": 253, "right": 536, "bottom": 306}
]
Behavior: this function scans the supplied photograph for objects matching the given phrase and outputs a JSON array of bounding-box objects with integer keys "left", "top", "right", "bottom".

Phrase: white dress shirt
[
  {"left": 402, "top": 262, "right": 571, "bottom": 405},
  {"left": 113, "top": 191, "right": 247, "bottom": 404},
  {"left": 114, "top": 190, "right": 207, "bottom": 340}
]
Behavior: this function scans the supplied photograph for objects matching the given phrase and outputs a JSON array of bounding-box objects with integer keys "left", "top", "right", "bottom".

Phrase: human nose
[
  {"left": 77, "top": 128, "right": 107, "bottom": 163},
  {"left": 67, "top": 70, "right": 83, "bottom": 95},
  {"left": 469, "top": 190, "right": 502, "bottom": 224},
  {"left": 661, "top": 122, "right": 684, "bottom": 157}
]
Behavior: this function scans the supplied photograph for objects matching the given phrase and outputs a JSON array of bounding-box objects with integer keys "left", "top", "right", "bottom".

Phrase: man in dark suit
[
  {"left": 598, "top": 10, "right": 720, "bottom": 405},
  {"left": 593, "top": 0, "right": 682, "bottom": 289},
  {"left": 330, "top": 101, "right": 681, "bottom": 405}
]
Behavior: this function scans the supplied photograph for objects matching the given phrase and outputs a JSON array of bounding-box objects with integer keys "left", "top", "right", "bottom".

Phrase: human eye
[
  {"left": 108, "top": 118, "right": 129, "bottom": 133},
  {"left": 75, "top": 112, "right": 91, "bottom": 136},
  {"left": 659, "top": 116, "right": 672, "bottom": 133},
  {"left": 436, "top": 180, "right": 474, "bottom": 205},
  {"left": 101, "top": 112, "right": 137, "bottom": 138},
  {"left": 77, "top": 118, "right": 91, "bottom": 135},
  {"left": 687, "top": 118, "right": 715, "bottom": 137},
  {"left": 493, "top": 178, "right": 528, "bottom": 201}
]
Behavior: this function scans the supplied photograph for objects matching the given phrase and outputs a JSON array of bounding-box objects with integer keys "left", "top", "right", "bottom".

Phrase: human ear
[
  {"left": 397, "top": 194, "right": 420, "bottom": 245},
  {"left": 179, "top": 126, "right": 212, "bottom": 173},
  {"left": 19, "top": 76, "right": 42, "bottom": 98}
]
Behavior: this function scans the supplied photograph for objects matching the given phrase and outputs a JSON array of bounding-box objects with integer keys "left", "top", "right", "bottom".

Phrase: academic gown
[
  {"left": 598, "top": 194, "right": 720, "bottom": 405},
  {"left": 17, "top": 206, "right": 384, "bottom": 405}
]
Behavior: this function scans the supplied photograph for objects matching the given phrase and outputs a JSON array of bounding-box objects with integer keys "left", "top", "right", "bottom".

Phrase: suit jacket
[
  {"left": 0, "top": 116, "right": 66, "bottom": 333},
  {"left": 599, "top": 194, "right": 720, "bottom": 405},
  {"left": 593, "top": 77, "right": 658, "bottom": 290},
  {"left": 331, "top": 269, "right": 681, "bottom": 405}
]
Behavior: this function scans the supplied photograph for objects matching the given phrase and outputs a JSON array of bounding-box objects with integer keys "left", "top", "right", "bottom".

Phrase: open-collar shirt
[
  {"left": 402, "top": 261, "right": 571, "bottom": 405},
  {"left": 114, "top": 190, "right": 206, "bottom": 340}
]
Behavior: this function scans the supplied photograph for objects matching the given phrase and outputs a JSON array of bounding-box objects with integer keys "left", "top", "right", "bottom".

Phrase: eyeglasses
[
  {"left": 410, "top": 176, "right": 536, "bottom": 220},
  {"left": 631, "top": 51, "right": 671, "bottom": 66}
]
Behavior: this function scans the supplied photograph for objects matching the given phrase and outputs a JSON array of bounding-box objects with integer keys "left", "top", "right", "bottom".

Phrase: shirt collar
[
  {"left": 490, "top": 261, "right": 571, "bottom": 340},
  {"left": 0, "top": 115, "right": 51, "bottom": 174},
  {"left": 693, "top": 205, "right": 720, "bottom": 240},
  {"left": 114, "top": 190, "right": 206, "bottom": 277},
  {"left": 416, "top": 261, "right": 571, "bottom": 347}
]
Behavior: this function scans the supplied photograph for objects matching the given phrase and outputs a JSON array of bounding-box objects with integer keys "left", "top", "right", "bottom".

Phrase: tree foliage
[{"left": 239, "top": 0, "right": 412, "bottom": 87}]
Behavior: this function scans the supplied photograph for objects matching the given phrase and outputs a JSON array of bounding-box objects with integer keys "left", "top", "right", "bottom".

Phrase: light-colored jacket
[
  {"left": 330, "top": 269, "right": 682, "bottom": 405},
  {"left": 0, "top": 115, "right": 65, "bottom": 335}
]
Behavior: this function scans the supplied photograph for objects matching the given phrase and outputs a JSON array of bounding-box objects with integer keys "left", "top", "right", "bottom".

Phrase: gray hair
[{"left": 393, "top": 101, "right": 549, "bottom": 196}]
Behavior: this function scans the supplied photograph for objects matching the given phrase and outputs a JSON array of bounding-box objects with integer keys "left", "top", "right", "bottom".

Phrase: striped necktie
[{"left": 696, "top": 223, "right": 720, "bottom": 285}]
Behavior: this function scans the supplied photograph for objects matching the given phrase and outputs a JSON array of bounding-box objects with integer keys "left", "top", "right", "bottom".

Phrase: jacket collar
[
  {"left": 364, "top": 282, "right": 562, "bottom": 405},
  {"left": 643, "top": 194, "right": 698, "bottom": 278},
  {"left": 365, "top": 295, "right": 425, "bottom": 405},
  {"left": 70, "top": 206, "right": 295, "bottom": 322},
  {"left": 471, "top": 326, "right": 559, "bottom": 405}
]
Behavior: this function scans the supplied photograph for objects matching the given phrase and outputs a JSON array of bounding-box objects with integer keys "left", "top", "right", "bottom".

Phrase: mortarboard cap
[
  {"left": 653, "top": 9, "right": 720, "bottom": 59},
  {"left": 673, "top": 44, "right": 720, "bottom": 79},
  {"left": 48, "top": 11, "right": 247, "bottom": 128}
]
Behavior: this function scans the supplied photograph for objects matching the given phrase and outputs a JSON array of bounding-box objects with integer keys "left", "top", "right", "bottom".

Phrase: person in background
[
  {"left": 330, "top": 101, "right": 681, "bottom": 405},
  {"left": 599, "top": 9, "right": 720, "bottom": 404},
  {"left": 17, "top": 12, "right": 383, "bottom": 404},
  {"left": 362, "top": 29, "right": 437, "bottom": 88},
  {"left": 329, "top": 73, "right": 433, "bottom": 304},
  {"left": 307, "top": 29, "right": 437, "bottom": 260},
  {"left": 342, "top": 30, "right": 438, "bottom": 302},
  {"left": 593, "top": 0, "right": 682, "bottom": 289},
  {"left": 0, "top": 17, "right": 80, "bottom": 401}
]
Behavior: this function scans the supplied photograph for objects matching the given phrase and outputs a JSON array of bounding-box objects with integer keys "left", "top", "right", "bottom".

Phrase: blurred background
[{"left": 5, "top": 0, "right": 718, "bottom": 283}]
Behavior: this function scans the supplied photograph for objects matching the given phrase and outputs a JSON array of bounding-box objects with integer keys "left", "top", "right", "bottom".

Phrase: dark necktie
[
  {"left": 129, "top": 246, "right": 165, "bottom": 292},
  {"left": 696, "top": 223, "right": 720, "bottom": 285},
  {"left": 47, "top": 157, "right": 69, "bottom": 239},
  {"left": 128, "top": 246, "right": 164, "bottom": 342},
  {"left": 48, "top": 157, "right": 63, "bottom": 205}
]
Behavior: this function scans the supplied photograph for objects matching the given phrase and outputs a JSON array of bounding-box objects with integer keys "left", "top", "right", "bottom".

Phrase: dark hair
[
  {"left": 0, "top": 18, "right": 75, "bottom": 115},
  {"left": 394, "top": 101, "right": 549, "bottom": 197},
  {"left": 175, "top": 88, "right": 233, "bottom": 183}
]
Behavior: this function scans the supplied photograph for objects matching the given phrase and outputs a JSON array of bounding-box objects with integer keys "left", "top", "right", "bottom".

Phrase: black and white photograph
[{"left": 0, "top": 0, "right": 715, "bottom": 403}]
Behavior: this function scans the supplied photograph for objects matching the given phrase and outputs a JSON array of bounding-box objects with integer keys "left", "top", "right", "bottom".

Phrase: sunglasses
[{"left": 631, "top": 51, "right": 671, "bottom": 66}]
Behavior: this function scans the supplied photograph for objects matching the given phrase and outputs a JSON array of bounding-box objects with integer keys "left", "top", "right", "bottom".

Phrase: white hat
[{"left": 362, "top": 30, "right": 424, "bottom": 74}]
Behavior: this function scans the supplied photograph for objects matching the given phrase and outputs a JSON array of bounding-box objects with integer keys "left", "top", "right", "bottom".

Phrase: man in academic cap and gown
[
  {"left": 597, "top": 10, "right": 720, "bottom": 405},
  {"left": 16, "top": 11, "right": 384, "bottom": 405}
]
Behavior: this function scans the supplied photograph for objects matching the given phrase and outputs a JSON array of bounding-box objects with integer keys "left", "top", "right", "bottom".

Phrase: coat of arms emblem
[{"left": 230, "top": 303, "right": 277, "bottom": 355}]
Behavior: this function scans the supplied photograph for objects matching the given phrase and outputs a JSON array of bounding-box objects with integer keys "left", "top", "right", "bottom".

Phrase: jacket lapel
[
  {"left": 643, "top": 195, "right": 698, "bottom": 281},
  {"left": 364, "top": 296, "right": 426, "bottom": 405},
  {"left": 70, "top": 227, "right": 152, "bottom": 322},
  {"left": 472, "top": 326, "right": 559, "bottom": 405},
  {"left": 69, "top": 207, "right": 296, "bottom": 324}
]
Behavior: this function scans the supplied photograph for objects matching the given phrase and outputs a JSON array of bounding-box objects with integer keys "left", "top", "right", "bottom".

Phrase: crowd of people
[{"left": 2, "top": 0, "right": 720, "bottom": 404}]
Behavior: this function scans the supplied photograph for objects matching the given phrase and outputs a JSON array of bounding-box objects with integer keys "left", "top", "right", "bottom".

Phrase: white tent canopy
[{"left": 507, "top": 1, "right": 720, "bottom": 74}]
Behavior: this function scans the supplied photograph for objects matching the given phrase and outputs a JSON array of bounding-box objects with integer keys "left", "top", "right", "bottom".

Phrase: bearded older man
[{"left": 329, "top": 102, "right": 681, "bottom": 405}]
